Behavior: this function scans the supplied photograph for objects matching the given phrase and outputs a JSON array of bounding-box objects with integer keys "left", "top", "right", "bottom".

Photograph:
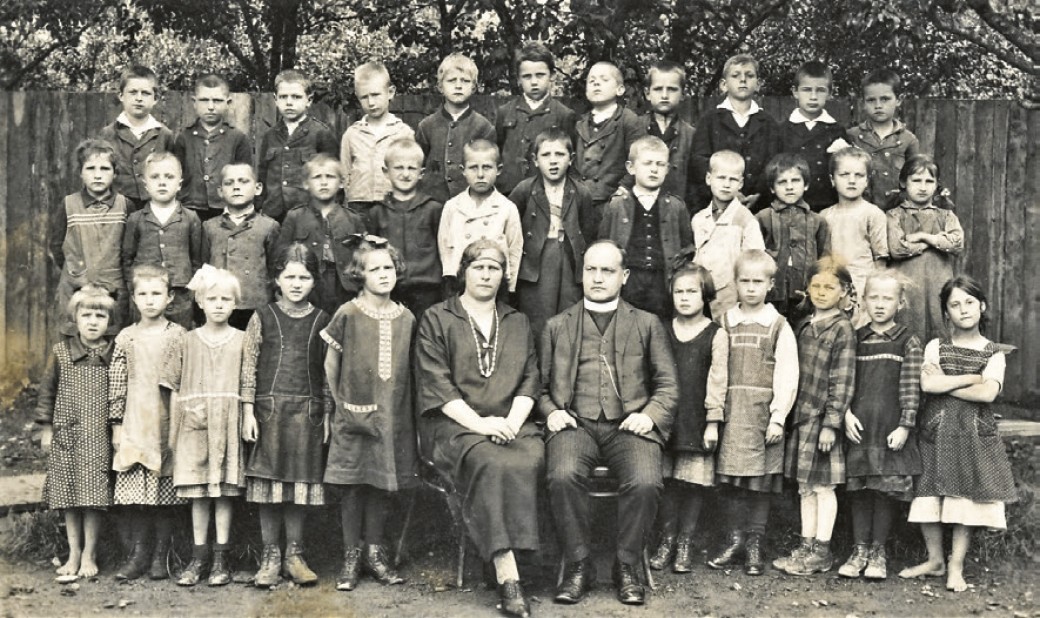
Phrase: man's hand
[
  {"left": 546, "top": 409, "right": 577, "bottom": 433},
  {"left": 619, "top": 412, "right": 654, "bottom": 436}
]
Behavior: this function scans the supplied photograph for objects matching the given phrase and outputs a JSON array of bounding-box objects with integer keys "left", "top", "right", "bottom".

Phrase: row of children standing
[{"left": 36, "top": 42, "right": 1008, "bottom": 597}]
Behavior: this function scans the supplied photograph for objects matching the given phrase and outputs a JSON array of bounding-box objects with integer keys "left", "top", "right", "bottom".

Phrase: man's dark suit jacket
[{"left": 538, "top": 300, "right": 678, "bottom": 446}]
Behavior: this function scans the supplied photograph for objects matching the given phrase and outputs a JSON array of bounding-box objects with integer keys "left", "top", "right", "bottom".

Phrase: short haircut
[
  {"left": 829, "top": 146, "right": 872, "bottom": 175},
  {"left": 765, "top": 152, "right": 810, "bottom": 186},
  {"left": 347, "top": 238, "right": 406, "bottom": 285},
  {"left": 130, "top": 264, "right": 171, "bottom": 292},
  {"left": 67, "top": 284, "right": 115, "bottom": 319},
  {"left": 218, "top": 162, "right": 257, "bottom": 184},
  {"left": 119, "top": 65, "right": 159, "bottom": 93},
  {"left": 272, "top": 242, "right": 321, "bottom": 281},
  {"left": 722, "top": 53, "right": 759, "bottom": 76},
  {"left": 532, "top": 128, "right": 573, "bottom": 158},
  {"left": 144, "top": 151, "right": 182, "bottom": 175},
  {"left": 355, "top": 61, "right": 391, "bottom": 89},
  {"left": 734, "top": 249, "right": 777, "bottom": 279},
  {"left": 628, "top": 135, "right": 669, "bottom": 161},
  {"left": 584, "top": 239, "right": 627, "bottom": 265},
  {"left": 191, "top": 268, "right": 242, "bottom": 305},
  {"left": 646, "top": 60, "right": 685, "bottom": 88},
  {"left": 74, "top": 139, "right": 117, "bottom": 170},
  {"left": 463, "top": 139, "right": 500, "bottom": 165},
  {"left": 861, "top": 68, "right": 902, "bottom": 96},
  {"left": 940, "top": 274, "right": 989, "bottom": 333},
  {"left": 194, "top": 73, "right": 230, "bottom": 95},
  {"left": 793, "top": 61, "right": 832, "bottom": 89},
  {"left": 303, "top": 152, "right": 342, "bottom": 178},
  {"left": 589, "top": 61, "right": 623, "bottom": 84},
  {"left": 514, "top": 41, "right": 555, "bottom": 74},
  {"left": 669, "top": 262, "right": 717, "bottom": 320},
  {"left": 708, "top": 149, "right": 745, "bottom": 175},
  {"left": 274, "top": 69, "right": 311, "bottom": 94},
  {"left": 438, "top": 53, "right": 478, "bottom": 83},
  {"left": 457, "top": 239, "right": 507, "bottom": 287},
  {"left": 384, "top": 138, "right": 425, "bottom": 166}
]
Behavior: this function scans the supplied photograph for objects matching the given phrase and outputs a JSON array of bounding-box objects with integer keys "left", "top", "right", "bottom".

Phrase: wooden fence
[{"left": 0, "top": 92, "right": 1036, "bottom": 402}]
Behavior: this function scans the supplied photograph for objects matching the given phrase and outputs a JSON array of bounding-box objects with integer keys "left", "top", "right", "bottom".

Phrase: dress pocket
[
  {"left": 338, "top": 403, "right": 381, "bottom": 438},
  {"left": 181, "top": 401, "right": 209, "bottom": 431},
  {"left": 974, "top": 413, "right": 998, "bottom": 437}
]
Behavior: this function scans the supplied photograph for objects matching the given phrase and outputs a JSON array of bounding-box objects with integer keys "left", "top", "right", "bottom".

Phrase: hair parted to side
[
  {"left": 119, "top": 64, "right": 159, "bottom": 93},
  {"left": 646, "top": 59, "right": 686, "bottom": 88},
  {"left": 355, "top": 61, "right": 391, "bottom": 88},
  {"left": 438, "top": 53, "right": 478, "bottom": 83},
  {"left": 722, "top": 53, "right": 759, "bottom": 76},
  {"left": 74, "top": 138, "right": 118, "bottom": 170},
  {"left": 275, "top": 69, "right": 312, "bottom": 94},
  {"left": 218, "top": 162, "right": 257, "bottom": 185},
  {"left": 940, "top": 274, "right": 989, "bottom": 333},
  {"left": 829, "top": 146, "right": 872, "bottom": 175},
  {"left": 628, "top": 135, "right": 670, "bottom": 161},
  {"left": 457, "top": 239, "right": 508, "bottom": 288},
  {"left": 765, "top": 152, "right": 811, "bottom": 186},
  {"left": 463, "top": 139, "right": 500, "bottom": 165},
  {"left": 514, "top": 42, "right": 555, "bottom": 74},
  {"left": 346, "top": 239, "right": 406, "bottom": 286},
  {"left": 130, "top": 264, "right": 171, "bottom": 292},
  {"left": 189, "top": 267, "right": 242, "bottom": 305},
  {"left": 708, "top": 149, "right": 745, "bottom": 174},
  {"left": 794, "top": 61, "right": 832, "bottom": 89},
  {"left": 195, "top": 73, "right": 230, "bottom": 94},
  {"left": 669, "top": 262, "right": 717, "bottom": 320},
  {"left": 384, "top": 137, "right": 425, "bottom": 166},
  {"left": 144, "top": 151, "right": 182, "bottom": 175},
  {"left": 861, "top": 68, "right": 902, "bottom": 95},
  {"left": 734, "top": 249, "right": 777, "bottom": 279},
  {"left": 67, "top": 284, "right": 115, "bottom": 319},
  {"left": 801, "top": 255, "right": 854, "bottom": 313},
  {"left": 272, "top": 242, "right": 321, "bottom": 280}
]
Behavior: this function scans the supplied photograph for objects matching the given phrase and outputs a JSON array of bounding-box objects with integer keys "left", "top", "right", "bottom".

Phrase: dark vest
[
  {"left": 624, "top": 201, "right": 665, "bottom": 271},
  {"left": 572, "top": 310, "right": 624, "bottom": 420}
]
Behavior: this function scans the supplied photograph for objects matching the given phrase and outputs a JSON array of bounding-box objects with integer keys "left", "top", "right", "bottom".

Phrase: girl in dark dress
[{"left": 415, "top": 239, "right": 543, "bottom": 618}]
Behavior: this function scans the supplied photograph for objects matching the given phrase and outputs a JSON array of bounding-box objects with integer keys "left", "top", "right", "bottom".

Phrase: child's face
[
  {"left": 706, "top": 160, "right": 744, "bottom": 203},
  {"left": 197, "top": 285, "right": 236, "bottom": 325},
  {"left": 672, "top": 273, "right": 706, "bottom": 318},
  {"left": 218, "top": 165, "right": 262, "bottom": 208},
  {"left": 80, "top": 153, "right": 115, "bottom": 198},
  {"left": 355, "top": 77, "right": 394, "bottom": 120},
  {"left": 144, "top": 159, "right": 182, "bottom": 205},
  {"left": 792, "top": 76, "right": 830, "bottom": 118},
  {"left": 275, "top": 81, "right": 311, "bottom": 122},
  {"left": 75, "top": 306, "right": 110, "bottom": 345},
  {"left": 361, "top": 249, "right": 398, "bottom": 297},
  {"left": 735, "top": 265, "right": 773, "bottom": 308},
  {"left": 304, "top": 163, "right": 342, "bottom": 203},
  {"left": 534, "top": 139, "right": 571, "bottom": 184},
  {"left": 772, "top": 167, "right": 807, "bottom": 205},
  {"left": 384, "top": 154, "right": 424, "bottom": 194},
  {"left": 132, "top": 278, "right": 173, "bottom": 320},
  {"left": 626, "top": 147, "right": 669, "bottom": 192},
  {"left": 276, "top": 261, "right": 315, "bottom": 305},
  {"left": 862, "top": 83, "right": 900, "bottom": 125},
  {"left": 721, "top": 63, "right": 758, "bottom": 101},
  {"left": 904, "top": 169, "right": 938, "bottom": 205},
  {"left": 119, "top": 77, "right": 158, "bottom": 120},
  {"left": 585, "top": 64, "right": 624, "bottom": 106},
  {"left": 944, "top": 287, "right": 983, "bottom": 332},
  {"left": 831, "top": 157, "right": 868, "bottom": 201},
  {"left": 193, "top": 85, "right": 230, "bottom": 128},
  {"left": 808, "top": 271, "right": 847, "bottom": 312},
  {"left": 645, "top": 70, "right": 683, "bottom": 116},
  {"left": 863, "top": 278, "right": 901, "bottom": 327},
  {"left": 518, "top": 60, "right": 552, "bottom": 102},
  {"left": 439, "top": 69, "right": 476, "bottom": 107},
  {"left": 462, "top": 150, "right": 500, "bottom": 196}
]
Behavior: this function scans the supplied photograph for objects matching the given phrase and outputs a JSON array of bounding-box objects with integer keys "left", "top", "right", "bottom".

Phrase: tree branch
[
  {"left": 928, "top": 4, "right": 1035, "bottom": 74},
  {"left": 3, "top": 34, "right": 76, "bottom": 89},
  {"left": 965, "top": 0, "right": 1037, "bottom": 65}
]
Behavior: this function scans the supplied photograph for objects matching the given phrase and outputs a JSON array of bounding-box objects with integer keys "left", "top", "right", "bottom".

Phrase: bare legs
[
  {"left": 259, "top": 503, "right": 308, "bottom": 546},
  {"left": 58, "top": 508, "right": 102, "bottom": 577},
  {"left": 899, "top": 521, "right": 973, "bottom": 590},
  {"left": 190, "top": 497, "right": 233, "bottom": 545}
]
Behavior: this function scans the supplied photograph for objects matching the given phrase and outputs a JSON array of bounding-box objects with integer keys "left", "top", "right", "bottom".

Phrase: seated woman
[{"left": 415, "top": 239, "right": 544, "bottom": 618}]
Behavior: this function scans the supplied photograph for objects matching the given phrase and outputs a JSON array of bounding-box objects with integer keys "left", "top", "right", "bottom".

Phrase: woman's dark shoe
[
  {"left": 283, "top": 542, "right": 318, "bottom": 585},
  {"left": 148, "top": 538, "right": 171, "bottom": 580},
  {"left": 707, "top": 530, "right": 745, "bottom": 569},
  {"left": 363, "top": 544, "right": 405, "bottom": 585},
  {"left": 253, "top": 544, "right": 282, "bottom": 588},
  {"left": 115, "top": 542, "right": 151, "bottom": 581},
  {"left": 673, "top": 537, "right": 694, "bottom": 573},
  {"left": 336, "top": 546, "right": 362, "bottom": 591},
  {"left": 207, "top": 544, "right": 231, "bottom": 586},
  {"left": 497, "top": 579, "right": 530, "bottom": 617},
  {"left": 648, "top": 535, "right": 676, "bottom": 571},
  {"left": 554, "top": 558, "right": 593, "bottom": 604},
  {"left": 176, "top": 545, "right": 210, "bottom": 587},
  {"left": 744, "top": 532, "right": 765, "bottom": 576}
]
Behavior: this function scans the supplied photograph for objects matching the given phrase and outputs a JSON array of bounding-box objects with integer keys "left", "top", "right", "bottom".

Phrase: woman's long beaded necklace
[{"left": 466, "top": 304, "right": 500, "bottom": 378}]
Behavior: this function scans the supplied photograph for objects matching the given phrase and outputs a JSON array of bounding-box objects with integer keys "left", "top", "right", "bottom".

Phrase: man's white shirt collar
[{"left": 584, "top": 298, "right": 620, "bottom": 313}]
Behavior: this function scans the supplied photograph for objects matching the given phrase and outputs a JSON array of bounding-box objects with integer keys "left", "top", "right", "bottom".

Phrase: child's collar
[
  {"left": 789, "top": 108, "right": 836, "bottom": 125},
  {"left": 523, "top": 94, "right": 548, "bottom": 111},
  {"left": 717, "top": 97, "right": 760, "bottom": 117},
  {"left": 590, "top": 102, "right": 619, "bottom": 121},
  {"left": 116, "top": 112, "right": 164, "bottom": 133}
]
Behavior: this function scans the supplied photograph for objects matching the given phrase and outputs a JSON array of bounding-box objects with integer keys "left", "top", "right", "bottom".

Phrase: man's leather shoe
[
  {"left": 613, "top": 561, "right": 645, "bottom": 606},
  {"left": 554, "top": 558, "right": 593, "bottom": 604}
]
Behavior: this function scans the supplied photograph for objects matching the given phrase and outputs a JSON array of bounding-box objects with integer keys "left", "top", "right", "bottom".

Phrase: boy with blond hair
[
  {"left": 257, "top": 69, "right": 338, "bottom": 223},
  {"left": 340, "top": 61, "right": 415, "bottom": 213},
  {"left": 417, "top": 53, "right": 496, "bottom": 203},
  {"left": 173, "top": 73, "right": 253, "bottom": 221},
  {"left": 98, "top": 65, "right": 175, "bottom": 211}
]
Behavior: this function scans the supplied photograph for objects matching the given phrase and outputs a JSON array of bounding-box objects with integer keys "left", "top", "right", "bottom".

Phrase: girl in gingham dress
[
  {"left": 109, "top": 266, "right": 188, "bottom": 582},
  {"left": 777, "top": 256, "right": 857, "bottom": 576},
  {"left": 35, "top": 285, "right": 116, "bottom": 579},
  {"left": 899, "top": 275, "right": 1016, "bottom": 592}
]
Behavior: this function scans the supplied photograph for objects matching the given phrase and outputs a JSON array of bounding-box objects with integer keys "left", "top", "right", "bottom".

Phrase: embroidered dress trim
[{"left": 352, "top": 298, "right": 403, "bottom": 381}]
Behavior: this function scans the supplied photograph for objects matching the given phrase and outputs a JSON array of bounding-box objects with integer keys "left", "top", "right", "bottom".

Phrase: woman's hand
[
  {"left": 845, "top": 410, "right": 864, "bottom": 444},
  {"left": 887, "top": 426, "right": 910, "bottom": 451},
  {"left": 818, "top": 427, "right": 836, "bottom": 453},
  {"left": 480, "top": 417, "right": 516, "bottom": 444}
]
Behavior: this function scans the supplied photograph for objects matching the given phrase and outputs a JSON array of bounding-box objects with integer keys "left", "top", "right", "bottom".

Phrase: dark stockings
[
  {"left": 850, "top": 490, "right": 896, "bottom": 545},
  {"left": 339, "top": 486, "right": 390, "bottom": 547},
  {"left": 725, "top": 488, "right": 770, "bottom": 535},
  {"left": 259, "top": 504, "right": 308, "bottom": 546},
  {"left": 658, "top": 481, "right": 706, "bottom": 538}
]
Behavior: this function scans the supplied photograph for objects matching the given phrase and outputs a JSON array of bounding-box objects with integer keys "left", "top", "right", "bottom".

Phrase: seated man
[{"left": 539, "top": 240, "right": 678, "bottom": 606}]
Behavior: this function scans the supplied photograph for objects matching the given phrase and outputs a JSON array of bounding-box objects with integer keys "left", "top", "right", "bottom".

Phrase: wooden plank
[
  {"left": 29, "top": 93, "right": 61, "bottom": 372},
  {"left": 5, "top": 91, "right": 33, "bottom": 380},
  {"left": 0, "top": 93, "right": 9, "bottom": 378},
  {"left": 952, "top": 101, "right": 978, "bottom": 278},
  {"left": 914, "top": 99, "right": 938, "bottom": 156},
  {"left": 1016, "top": 106, "right": 1040, "bottom": 401}
]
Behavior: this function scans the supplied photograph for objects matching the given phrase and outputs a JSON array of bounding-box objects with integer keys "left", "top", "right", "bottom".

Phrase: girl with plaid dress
[
  {"left": 899, "top": 276, "right": 1016, "bottom": 593},
  {"left": 776, "top": 257, "right": 857, "bottom": 576}
]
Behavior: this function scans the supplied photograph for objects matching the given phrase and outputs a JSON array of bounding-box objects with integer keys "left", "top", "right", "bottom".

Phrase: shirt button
[
  {"left": 159, "top": 243, "right": 165, "bottom": 248},
  {"left": 158, "top": 230, "right": 164, "bottom": 235},
  {"left": 203, "top": 175, "right": 210, "bottom": 181},
  {"left": 284, "top": 146, "right": 290, "bottom": 150}
]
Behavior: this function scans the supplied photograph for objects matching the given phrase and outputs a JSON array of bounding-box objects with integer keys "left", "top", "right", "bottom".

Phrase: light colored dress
[{"left": 821, "top": 199, "right": 889, "bottom": 325}]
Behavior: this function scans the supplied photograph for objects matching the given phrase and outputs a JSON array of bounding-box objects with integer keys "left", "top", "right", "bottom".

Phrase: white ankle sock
[{"left": 493, "top": 550, "right": 519, "bottom": 583}]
